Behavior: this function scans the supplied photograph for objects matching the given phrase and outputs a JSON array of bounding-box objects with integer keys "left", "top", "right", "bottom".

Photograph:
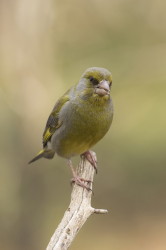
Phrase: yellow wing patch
[
  {"left": 43, "top": 128, "right": 52, "bottom": 144},
  {"left": 43, "top": 120, "right": 63, "bottom": 147}
]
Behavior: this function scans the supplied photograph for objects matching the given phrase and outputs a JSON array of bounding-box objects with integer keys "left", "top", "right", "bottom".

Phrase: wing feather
[{"left": 42, "top": 94, "right": 70, "bottom": 147}]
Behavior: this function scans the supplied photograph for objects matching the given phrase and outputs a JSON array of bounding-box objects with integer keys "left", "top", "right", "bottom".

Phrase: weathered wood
[{"left": 46, "top": 152, "right": 108, "bottom": 250}]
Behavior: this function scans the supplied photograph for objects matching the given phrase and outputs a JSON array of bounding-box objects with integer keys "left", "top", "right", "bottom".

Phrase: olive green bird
[{"left": 29, "top": 67, "right": 113, "bottom": 189}]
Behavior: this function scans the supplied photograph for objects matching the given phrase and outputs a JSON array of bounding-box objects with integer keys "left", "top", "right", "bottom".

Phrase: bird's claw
[
  {"left": 70, "top": 176, "right": 93, "bottom": 192},
  {"left": 81, "top": 150, "right": 98, "bottom": 174}
]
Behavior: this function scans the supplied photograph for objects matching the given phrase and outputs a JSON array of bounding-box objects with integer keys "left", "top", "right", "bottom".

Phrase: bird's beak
[{"left": 95, "top": 80, "right": 110, "bottom": 96}]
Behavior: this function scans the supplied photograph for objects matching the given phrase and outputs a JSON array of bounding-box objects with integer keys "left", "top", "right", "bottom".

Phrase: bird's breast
[{"left": 51, "top": 98, "right": 113, "bottom": 158}]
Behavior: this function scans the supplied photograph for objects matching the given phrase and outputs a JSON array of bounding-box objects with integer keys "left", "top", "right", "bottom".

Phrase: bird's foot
[
  {"left": 71, "top": 176, "right": 92, "bottom": 191},
  {"left": 68, "top": 159, "right": 93, "bottom": 192},
  {"left": 81, "top": 150, "right": 98, "bottom": 174}
]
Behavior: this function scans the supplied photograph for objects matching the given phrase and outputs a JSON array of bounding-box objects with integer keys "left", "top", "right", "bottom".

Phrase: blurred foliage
[{"left": 0, "top": 0, "right": 166, "bottom": 249}]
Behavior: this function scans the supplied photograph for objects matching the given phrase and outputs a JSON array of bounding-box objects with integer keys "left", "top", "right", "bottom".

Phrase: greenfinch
[{"left": 29, "top": 67, "right": 113, "bottom": 189}]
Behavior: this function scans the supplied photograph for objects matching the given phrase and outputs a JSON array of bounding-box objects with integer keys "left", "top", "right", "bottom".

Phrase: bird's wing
[{"left": 43, "top": 93, "right": 70, "bottom": 147}]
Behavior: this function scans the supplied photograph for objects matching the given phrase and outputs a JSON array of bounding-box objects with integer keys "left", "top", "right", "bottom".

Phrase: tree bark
[{"left": 46, "top": 152, "right": 108, "bottom": 250}]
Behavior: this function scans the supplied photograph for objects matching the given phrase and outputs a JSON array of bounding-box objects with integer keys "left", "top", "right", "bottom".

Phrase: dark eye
[{"left": 89, "top": 77, "right": 98, "bottom": 85}]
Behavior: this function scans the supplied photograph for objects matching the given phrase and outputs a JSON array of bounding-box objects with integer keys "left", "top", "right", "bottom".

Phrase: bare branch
[{"left": 46, "top": 152, "right": 108, "bottom": 250}]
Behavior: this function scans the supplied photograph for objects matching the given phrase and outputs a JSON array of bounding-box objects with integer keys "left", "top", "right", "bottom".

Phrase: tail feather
[{"left": 28, "top": 149, "right": 55, "bottom": 164}]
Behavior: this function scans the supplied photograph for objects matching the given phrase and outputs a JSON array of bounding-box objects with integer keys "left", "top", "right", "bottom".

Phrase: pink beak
[{"left": 95, "top": 80, "right": 110, "bottom": 96}]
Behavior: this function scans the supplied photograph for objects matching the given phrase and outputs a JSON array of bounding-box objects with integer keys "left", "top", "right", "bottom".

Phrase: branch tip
[{"left": 93, "top": 208, "right": 108, "bottom": 214}]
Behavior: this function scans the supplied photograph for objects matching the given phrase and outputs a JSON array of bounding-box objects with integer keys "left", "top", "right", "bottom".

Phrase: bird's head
[{"left": 77, "top": 67, "right": 112, "bottom": 101}]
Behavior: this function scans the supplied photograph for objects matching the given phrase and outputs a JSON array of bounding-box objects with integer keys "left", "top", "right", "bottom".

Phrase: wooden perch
[{"left": 46, "top": 151, "right": 108, "bottom": 250}]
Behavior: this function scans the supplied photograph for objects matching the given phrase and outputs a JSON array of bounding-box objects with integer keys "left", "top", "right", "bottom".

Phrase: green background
[{"left": 0, "top": 0, "right": 166, "bottom": 249}]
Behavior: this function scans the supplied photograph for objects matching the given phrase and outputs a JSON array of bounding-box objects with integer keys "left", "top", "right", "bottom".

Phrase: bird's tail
[{"left": 28, "top": 149, "right": 55, "bottom": 164}]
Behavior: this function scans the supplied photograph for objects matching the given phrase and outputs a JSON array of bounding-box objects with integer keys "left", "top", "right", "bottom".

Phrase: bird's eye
[
  {"left": 109, "top": 81, "right": 112, "bottom": 86},
  {"left": 89, "top": 77, "right": 98, "bottom": 85}
]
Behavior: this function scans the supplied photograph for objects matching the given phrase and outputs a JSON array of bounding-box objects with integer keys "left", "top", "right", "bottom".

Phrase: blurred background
[{"left": 0, "top": 0, "right": 166, "bottom": 249}]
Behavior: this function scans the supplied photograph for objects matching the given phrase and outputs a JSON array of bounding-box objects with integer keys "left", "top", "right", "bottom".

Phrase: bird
[{"left": 29, "top": 67, "right": 113, "bottom": 189}]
